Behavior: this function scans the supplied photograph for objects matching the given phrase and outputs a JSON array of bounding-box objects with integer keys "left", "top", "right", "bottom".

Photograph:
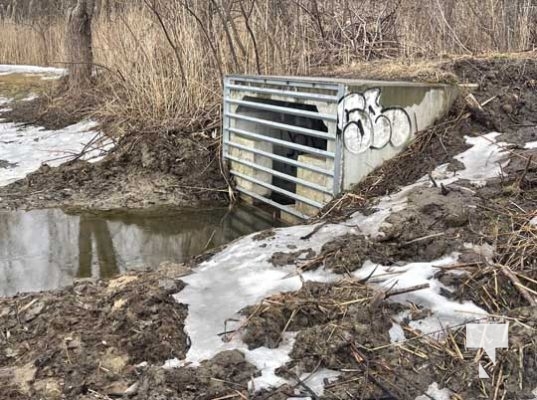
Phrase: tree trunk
[{"left": 65, "top": 0, "right": 95, "bottom": 89}]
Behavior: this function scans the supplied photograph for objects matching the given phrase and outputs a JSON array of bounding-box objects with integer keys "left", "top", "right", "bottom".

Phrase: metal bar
[
  {"left": 332, "top": 84, "right": 346, "bottom": 195},
  {"left": 227, "top": 84, "right": 339, "bottom": 102},
  {"left": 228, "top": 127, "right": 335, "bottom": 158},
  {"left": 224, "top": 140, "right": 334, "bottom": 176},
  {"left": 227, "top": 112, "right": 334, "bottom": 140},
  {"left": 222, "top": 78, "right": 231, "bottom": 159},
  {"left": 226, "top": 154, "right": 332, "bottom": 195},
  {"left": 230, "top": 170, "right": 323, "bottom": 208},
  {"left": 226, "top": 98, "right": 337, "bottom": 122},
  {"left": 235, "top": 187, "right": 309, "bottom": 220},
  {"left": 229, "top": 76, "right": 340, "bottom": 91}
]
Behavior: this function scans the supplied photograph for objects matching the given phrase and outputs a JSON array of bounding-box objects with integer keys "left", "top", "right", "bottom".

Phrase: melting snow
[
  {"left": 0, "top": 120, "right": 113, "bottom": 187},
  {"left": 173, "top": 223, "right": 351, "bottom": 389},
  {"left": 354, "top": 256, "right": 487, "bottom": 338},
  {"left": 415, "top": 383, "right": 453, "bottom": 400},
  {"left": 0, "top": 64, "right": 66, "bottom": 76},
  {"left": 171, "top": 132, "right": 520, "bottom": 392}
]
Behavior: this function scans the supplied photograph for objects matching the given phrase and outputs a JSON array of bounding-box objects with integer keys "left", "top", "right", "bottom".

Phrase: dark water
[{"left": 0, "top": 206, "right": 278, "bottom": 297}]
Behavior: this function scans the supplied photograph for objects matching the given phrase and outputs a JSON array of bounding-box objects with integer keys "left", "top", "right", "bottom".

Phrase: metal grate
[{"left": 222, "top": 75, "right": 345, "bottom": 220}]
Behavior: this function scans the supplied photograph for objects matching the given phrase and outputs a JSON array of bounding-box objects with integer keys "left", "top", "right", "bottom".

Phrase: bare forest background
[{"left": 0, "top": 0, "right": 536, "bottom": 130}]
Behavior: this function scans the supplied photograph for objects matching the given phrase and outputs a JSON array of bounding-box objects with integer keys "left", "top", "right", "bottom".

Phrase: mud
[
  {"left": 242, "top": 280, "right": 536, "bottom": 399},
  {"left": 0, "top": 129, "right": 228, "bottom": 210},
  {"left": 242, "top": 281, "right": 399, "bottom": 351},
  {"left": 0, "top": 75, "right": 228, "bottom": 210},
  {"left": 0, "top": 263, "right": 190, "bottom": 400},
  {"left": 132, "top": 350, "right": 257, "bottom": 400}
]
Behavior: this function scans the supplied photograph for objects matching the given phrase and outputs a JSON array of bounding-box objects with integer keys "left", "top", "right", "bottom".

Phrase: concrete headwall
[
  {"left": 224, "top": 75, "right": 458, "bottom": 219},
  {"left": 338, "top": 83, "right": 458, "bottom": 189}
]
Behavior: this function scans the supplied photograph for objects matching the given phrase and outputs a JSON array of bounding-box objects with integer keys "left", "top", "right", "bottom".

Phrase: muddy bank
[
  {"left": 0, "top": 263, "right": 190, "bottom": 399},
  {"left": 0, "top": 128, "right": 228, "bottom": 210},
  {"left": 0, "top": 76, "right": 228, "bottom": 210}
]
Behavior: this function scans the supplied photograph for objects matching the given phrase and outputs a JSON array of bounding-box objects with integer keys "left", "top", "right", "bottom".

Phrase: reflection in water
[
  {"left": 0, "top": 206, "right": 278, "bottom": 297},
  {"left": 78, "top": 216, "right": 119, "bottom": 279}
]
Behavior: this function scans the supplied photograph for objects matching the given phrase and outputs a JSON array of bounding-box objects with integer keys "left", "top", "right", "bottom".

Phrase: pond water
[{"left": 0, "top": 206, "right": 278, "bottom": 297}]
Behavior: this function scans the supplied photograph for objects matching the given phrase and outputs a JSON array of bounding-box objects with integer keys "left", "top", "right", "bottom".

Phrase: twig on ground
[{"left": 498, "top": 263, "right": 537, "bottom": 306}]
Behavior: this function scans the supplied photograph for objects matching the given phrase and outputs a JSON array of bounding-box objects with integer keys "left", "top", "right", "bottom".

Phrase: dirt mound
[
  {"left": 0, "top": 76, "right": 229, "bottom": 210},
  {"left": 0, "top": 263, "right": 190, "bottom": 399},
  {"left": 0, "top": 128, "right": 228, "bottom": 210},
  {"left": 0, "top": 79, "right": 96, "bottom": 130},
  {"left": 133, "top": 350, "right": 257, "bottom": 400},
  {"left": 241, "top": 280, "right": 536, "bottom": 399},
  {"left": 241, "top": 281, "right": 401, "bottom": 351}
]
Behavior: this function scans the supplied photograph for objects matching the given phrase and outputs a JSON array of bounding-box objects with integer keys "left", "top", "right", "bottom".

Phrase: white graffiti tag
[{"left": 337, "top": 88, "right": 412, "bottom": 154}]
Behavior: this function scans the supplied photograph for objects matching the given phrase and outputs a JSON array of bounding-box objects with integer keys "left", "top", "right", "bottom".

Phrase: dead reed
[{"left": 0, "top": 0, "right": 535, "bottom": 131}]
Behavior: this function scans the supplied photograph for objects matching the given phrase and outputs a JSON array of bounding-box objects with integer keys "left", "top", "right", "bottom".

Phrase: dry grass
[
  {"left": 0, "top": 0, "right": 536, "bottom": 131},
  {"left": 0, "top": 73, "right": 55, "bottom": 99}
]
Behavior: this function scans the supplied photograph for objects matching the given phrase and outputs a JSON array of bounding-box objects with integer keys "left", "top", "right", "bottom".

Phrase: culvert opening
[{"left": 235, "top": 96, "right": 329, "bottom": 206}]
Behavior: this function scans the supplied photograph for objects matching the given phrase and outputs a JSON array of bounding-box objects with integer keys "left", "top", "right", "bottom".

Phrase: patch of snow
[
  {"left": 171, "top": 132, "right": 510, "bottom": 391},
  {"left": 354, "top": 256, "right": 488, "bottom": 337},
  {"left": 415, "top": 382, "right": 452, "bottom": 400},
  {"left": 21, "top": 93, "right": 38, "bottom": 102},
  {"left": 430, "top": 133, "right": 510, "bottom": 187},
  {"left": 530, "top": 216, "right": 537, "bottom": 226},
  {"left": 0, "top": 64, "right": 66, "bottom": 76},
  {"left": 0, "top": 120, "right": 113, "bottom": 187},
  {"left": 453, "top": 133, "right": 510, "bottom": 186},
  {"left": 295, "top": 369, "right": 341, "bottom": 397},
  {"left": 389, "top": 322, "right": 406, "bottom": 342},
  {"left": 525, "top": 141, "right": 537, "bottom": 149},
  {"left": 247, "top": 333, "right": 297, "bottom": 390},
  {"left": 174, "top": 223, "right": 351, "bottom": 389}
]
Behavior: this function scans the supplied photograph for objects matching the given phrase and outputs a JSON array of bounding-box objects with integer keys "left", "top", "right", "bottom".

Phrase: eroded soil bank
[
  {"left": 1, "top": 55, "right": 536, "bottom": 399},
  {"left": 0, "top": 74, "right": 228, "bottom": 210}
]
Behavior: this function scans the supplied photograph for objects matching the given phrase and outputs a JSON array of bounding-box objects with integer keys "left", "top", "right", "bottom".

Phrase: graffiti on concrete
[{"left": 337, "top": 88, "right": 412, "bottom": 154}]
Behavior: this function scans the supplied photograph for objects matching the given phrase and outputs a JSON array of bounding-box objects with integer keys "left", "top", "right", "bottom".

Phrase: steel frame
[{"left": 223, "top": 75, "right": 344, "bottom": 220}]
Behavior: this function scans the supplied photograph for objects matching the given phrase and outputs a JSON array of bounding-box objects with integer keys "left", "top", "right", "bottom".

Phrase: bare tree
[{"left": 65, "top": 0, "right": 94, "bottom": 88}]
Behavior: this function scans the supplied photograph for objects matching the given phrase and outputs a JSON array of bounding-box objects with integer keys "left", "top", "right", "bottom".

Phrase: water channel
[{"left": 0, "top": 206, "right": 278, "bottom": 297}]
